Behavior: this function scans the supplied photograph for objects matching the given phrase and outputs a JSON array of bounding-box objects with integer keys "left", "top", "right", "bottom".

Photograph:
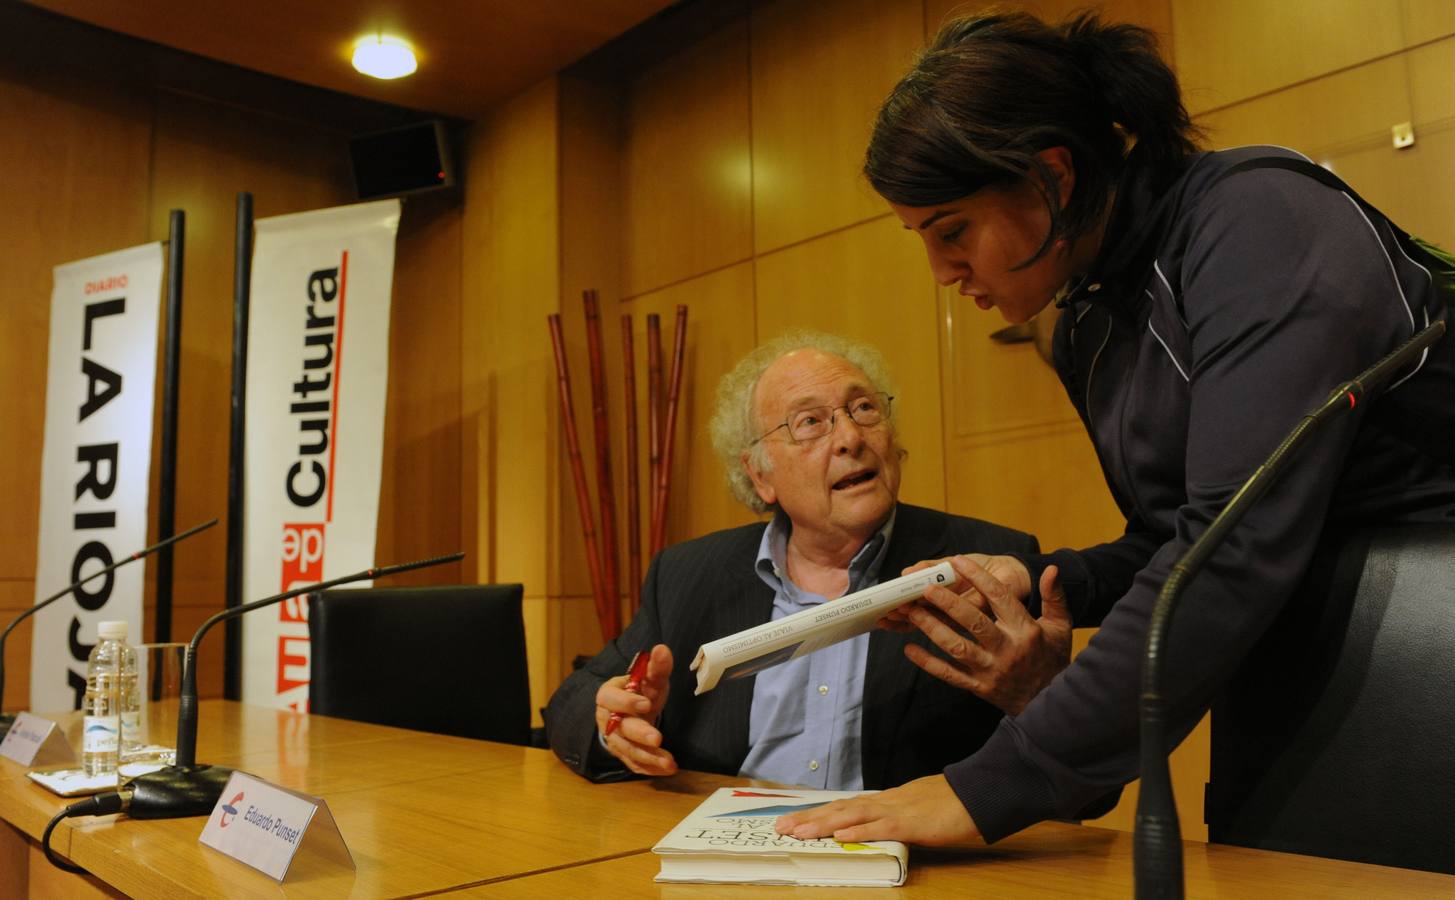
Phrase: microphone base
[
  {"left": 0, "top": 712, "right": 14, "bottom": 742},
  {"left": 125, "top": 764, "right": 235, "bottom": 819}
]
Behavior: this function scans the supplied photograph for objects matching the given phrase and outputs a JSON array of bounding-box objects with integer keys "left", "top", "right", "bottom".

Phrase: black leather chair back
[
  {"left": 1207, "top": 524, "right": 1455, "bottom": 874},
  {"left": 307, "top": 583, "right": 530, "bottom": 746}
]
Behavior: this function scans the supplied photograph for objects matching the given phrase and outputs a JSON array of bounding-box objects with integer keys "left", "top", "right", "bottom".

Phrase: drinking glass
[{"left": 122, "top": 642, "right": 186, "bottom": 765}]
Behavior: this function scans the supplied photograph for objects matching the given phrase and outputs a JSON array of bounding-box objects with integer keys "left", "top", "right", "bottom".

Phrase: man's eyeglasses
[{"left": 752, "top": 393, "right": 894, "bottom": 445}]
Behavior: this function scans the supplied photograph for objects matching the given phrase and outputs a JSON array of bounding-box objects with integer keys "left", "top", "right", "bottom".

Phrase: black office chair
[
  {"left": 308, "top": 583, "right": 531, "bottom": 746},
  {"left": 1206, "top": 524, "right": 1455, "bottom": 874}
]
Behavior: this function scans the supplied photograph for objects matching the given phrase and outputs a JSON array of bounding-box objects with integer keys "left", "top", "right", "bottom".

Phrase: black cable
[{"left": 41, "top": 790, "right": 131, "bottom": 875}]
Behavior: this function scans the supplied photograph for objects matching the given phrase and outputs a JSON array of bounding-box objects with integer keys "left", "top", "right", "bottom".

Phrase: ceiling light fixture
[{"left": 352, "top": 35, "right": 417, "bottom": 80}]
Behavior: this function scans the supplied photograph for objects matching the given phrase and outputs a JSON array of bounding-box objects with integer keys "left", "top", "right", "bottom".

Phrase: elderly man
[{"left": 545, "top": 331, "right": 1060, "bottom": 788}]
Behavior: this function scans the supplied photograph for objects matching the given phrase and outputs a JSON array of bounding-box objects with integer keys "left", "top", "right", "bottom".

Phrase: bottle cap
[{"left": 98, "top": 620, "right": 128, "bottom": 641}]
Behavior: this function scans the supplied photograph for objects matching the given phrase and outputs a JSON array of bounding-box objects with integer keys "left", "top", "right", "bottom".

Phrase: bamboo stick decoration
[
  {"left": 582, "top": 290, "right": 620, "bottom": 633},
  {"left": 652, "top": 305, "right": 689, "bottom": 556},
  {"left": 621, "top": 314, "right": 642, "bottom": 606},
  {"left": 646, "top": 314, "right": 664, "bottom": 555},
  {"left": 547, "top": 313, "right": 614, "bottom": 641}
]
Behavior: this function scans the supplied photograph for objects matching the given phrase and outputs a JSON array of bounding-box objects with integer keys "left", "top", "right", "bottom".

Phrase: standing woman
[{"left": 778, "top": 11, "right": 1455, "bottom": 846}]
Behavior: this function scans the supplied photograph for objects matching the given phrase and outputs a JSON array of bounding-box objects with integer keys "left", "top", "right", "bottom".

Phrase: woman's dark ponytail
[
  {"left": 865, "top": 11, "right": 1199, "bottom": 265},
  {"left": 1062, "top": 14, "right": 1198, "bottom": 172}
]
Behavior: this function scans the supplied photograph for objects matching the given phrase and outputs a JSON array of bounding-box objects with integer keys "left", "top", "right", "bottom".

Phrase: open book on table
[{"left": 653, "top": 787, "right": 908, "bottom": 886}]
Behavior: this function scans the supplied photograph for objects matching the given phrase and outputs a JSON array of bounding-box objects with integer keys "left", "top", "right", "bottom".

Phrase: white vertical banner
[
  {"left": 32, "top": 243, "right": 164, "bottom": 712},
  {"left": 242, "top": 200, "right": 399, "bottom": 710}
]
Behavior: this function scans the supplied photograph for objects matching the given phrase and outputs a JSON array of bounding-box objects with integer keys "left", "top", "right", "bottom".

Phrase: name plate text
[
  {"left": 0, "top": 713, "right": 74, "bottom": 767},
  {"left": 199, "top": 771, "right": 354, "bottom": 881}
]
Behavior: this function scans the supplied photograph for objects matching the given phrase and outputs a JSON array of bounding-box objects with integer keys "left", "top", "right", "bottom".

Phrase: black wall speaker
[{"left": 349, "top": 120, "right": 455, "bottom": 200}]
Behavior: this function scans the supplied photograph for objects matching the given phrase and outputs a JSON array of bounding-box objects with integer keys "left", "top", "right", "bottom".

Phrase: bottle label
[
  {"left": 84, "top": 715, "right": 119, "bottom": 754},
  {"left": 120, "top": 710, "right": 141, "bottom": 744}
]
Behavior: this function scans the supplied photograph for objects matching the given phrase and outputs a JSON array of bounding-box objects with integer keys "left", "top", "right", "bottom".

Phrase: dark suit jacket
[{"left": 545, "top": 503, "right": 1039, "bottom": 787}]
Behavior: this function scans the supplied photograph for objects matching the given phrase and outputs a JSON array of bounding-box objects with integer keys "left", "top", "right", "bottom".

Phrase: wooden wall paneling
[
  {"left": 0, "top": 53, "right": 151, "bottom": 586},
  {"left": 1402, "top": 35, "right": 1455, "bottom": 251},
  {"left": 939, "top": 237, "right": 1123, "bottom": 552},
  {"left": 943, "top": 294, "right": 1081, "bottom": 439},
  {"left": 945, "top": 425, "right": 1125, "bottom": 558},
  {"left": 149, "top": 87, "right": 355, "bottom": 588},
  {"left": 1172, "top": 0, "right": 1403, "bottom": 116},
  {"left": 1403, "top": 125, "right": 1455, "bottom": 250},
  {"left": 466, "top": 81, "right": 561, "bottom": 595},
  {"left": 148, "top": 90, "right": 354, "bottom": 697},
  {"left": 0, "top": 584, "right": 36, "bottom": 712},
  {"left": 754, "top": 216, "right": 947, "bottom": 510},
  {"left": 460, "top": 79, "right": 563, "bottom": 724},
  {"left": 941, "top": 285, "right": 1123, "bottom": 545},
  {"left": 1404, "top": 0, "right": 1455, "bottom": 45},
  {"left": 165, "top": 583, "right": 230, "bottom": 700},
  {"left": 1408, "top": 35, "right": 1455, "bottom": 148},
  {"left": 558, "top": 74, "right": 626, "bottom": 612},
  {"left": 925, "top": 0, "right": 1172, "bottom": 41},
  {"left": 621, "top": 19, "right": 753, "bottom": 297},
  {"left": 373, "top": 191, "right": 464, "bottom": 586},
  {"left": 1195, "top": 55, "right": 1411, "bottom": 158},
  {"left": 460, "top": 122, "right": 494, "bottom": 591},
  {"left": 623, "top": 263, "right": 762, "bottom": 548},
  {"left": 748, "top": 0, "right": 923, "bottom": 254}
]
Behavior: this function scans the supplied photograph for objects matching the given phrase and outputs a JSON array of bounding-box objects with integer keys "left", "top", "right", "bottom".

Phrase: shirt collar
[{"left": 754, "top": 507, "right": 897, "bottom": 599}]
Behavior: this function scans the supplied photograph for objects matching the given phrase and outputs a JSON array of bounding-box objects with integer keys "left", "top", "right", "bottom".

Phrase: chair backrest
[
  {"left": 307, "top": 583, "right": 530, "bottom": 746},
  {"left": 1207, "top": 524, "right": 1455, "bottom": 874}
]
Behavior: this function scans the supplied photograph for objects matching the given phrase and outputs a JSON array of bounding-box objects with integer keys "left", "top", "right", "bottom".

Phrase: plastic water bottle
[{"left": 82, "top": 620, "right": 135, "bottom": 776}]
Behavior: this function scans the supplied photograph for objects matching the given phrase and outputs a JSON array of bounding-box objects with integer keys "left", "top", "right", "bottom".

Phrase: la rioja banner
[
  {"left": 242, "top": 200, "right": 400, "bottom": 710},
  {"left": 32, "top": 243, "right": 164, "bottom": 711}
]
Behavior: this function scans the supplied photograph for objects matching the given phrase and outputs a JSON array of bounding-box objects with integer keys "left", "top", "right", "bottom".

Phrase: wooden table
[
  {"left": 1, "top": 701, "right": 738, "bottom": 898},
  {"left": 469, "top": 819, "right": 1455, "bottom": 899},
  {"left": 3, "top": 701, "right": 1453, "bottom": 898}
]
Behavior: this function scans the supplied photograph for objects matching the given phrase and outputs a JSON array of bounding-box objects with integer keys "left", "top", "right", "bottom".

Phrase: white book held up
[
  {"left": 690, "top": 561, "right": 955, "bottom": 695},
  {"left": 653, "top": 787, "right": 908, "bottom": 886}
]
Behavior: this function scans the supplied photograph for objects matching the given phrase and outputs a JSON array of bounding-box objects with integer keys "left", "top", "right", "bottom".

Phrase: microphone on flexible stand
[
  {"left": 1133, "top": 319, "right": 1446, "bottom": 900},
  {"left": 0, "top": 519, "right": 219, "bottom": 740},
  {"left": 120, "top": 550, "right": 465, "bottom": 819}
]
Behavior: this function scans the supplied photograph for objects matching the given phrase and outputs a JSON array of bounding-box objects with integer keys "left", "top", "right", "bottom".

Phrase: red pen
[{"left": 604, "top": 650, "right": 652, "bottom": 737}]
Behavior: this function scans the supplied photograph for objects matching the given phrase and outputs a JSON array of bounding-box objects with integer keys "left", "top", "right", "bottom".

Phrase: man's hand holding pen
[{"left": 595, "top": 643, "right": 678, "bottom": 776}]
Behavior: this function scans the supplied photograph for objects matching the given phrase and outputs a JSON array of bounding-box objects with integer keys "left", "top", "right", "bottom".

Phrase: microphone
[
  {"left": 0, "top": 519, "right": 219, "bottom": 740},
  {"left": 1134, "top": 319, "right": 1446, "bottom": 899},
  {"left": 121, "top": 550, "right": 465, "bottom": 819}
]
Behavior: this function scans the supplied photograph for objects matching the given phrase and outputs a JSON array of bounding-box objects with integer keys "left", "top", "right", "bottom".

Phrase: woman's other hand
[{"left": 893, "top": 556, "right": 1071, "bottom": 715}]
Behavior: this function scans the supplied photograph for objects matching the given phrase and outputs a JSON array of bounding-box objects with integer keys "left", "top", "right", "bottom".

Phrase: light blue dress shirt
[{"left": 738, "top": 510, "right": 896, "bottom": 790}]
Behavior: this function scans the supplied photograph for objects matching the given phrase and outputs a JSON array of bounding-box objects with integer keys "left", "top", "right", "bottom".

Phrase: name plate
[
  {"left": 0, "top": 713, "right": 75, "bottom": 767},
  {"left": 199, "top": 771, "right": 354, "bottom": 881}
]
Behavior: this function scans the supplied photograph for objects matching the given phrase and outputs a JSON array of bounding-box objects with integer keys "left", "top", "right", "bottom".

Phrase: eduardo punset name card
[
  {"left": 199, "top": 771, "right": 354, "bottom": 881},
  {"left": 0, "top": 713, "right": 75, "bottom": 767}
]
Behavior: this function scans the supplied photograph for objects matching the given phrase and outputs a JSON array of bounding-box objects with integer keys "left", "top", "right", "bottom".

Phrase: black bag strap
[{"left": 1214, "top": 155, "right": 1455, "bottom": 282}]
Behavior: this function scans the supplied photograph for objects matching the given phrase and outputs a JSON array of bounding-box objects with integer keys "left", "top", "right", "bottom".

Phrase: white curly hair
[{"left": 709, "top": 331, "right": 899, "bottom": 514}]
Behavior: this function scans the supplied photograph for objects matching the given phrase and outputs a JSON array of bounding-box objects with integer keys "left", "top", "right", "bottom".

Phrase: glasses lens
[
  {"left": 848, "top": 395, "right": 887, "bottom": 426},
  {"left": 788, "top": 407, "right": 833, "bottom": 442}
]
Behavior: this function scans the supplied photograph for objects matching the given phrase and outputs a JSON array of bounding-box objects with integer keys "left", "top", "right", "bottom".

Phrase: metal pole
[
  {"left": 155, "top": 210, "right": 185, "bottom": 643},
  {"left": 223, "top": 193, "right": 253, "bottom": 701}
]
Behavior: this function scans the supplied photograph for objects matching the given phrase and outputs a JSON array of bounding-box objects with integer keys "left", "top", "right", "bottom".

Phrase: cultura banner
[{"left": 242, "top": 200, "right": 400, "bottom": 710}]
